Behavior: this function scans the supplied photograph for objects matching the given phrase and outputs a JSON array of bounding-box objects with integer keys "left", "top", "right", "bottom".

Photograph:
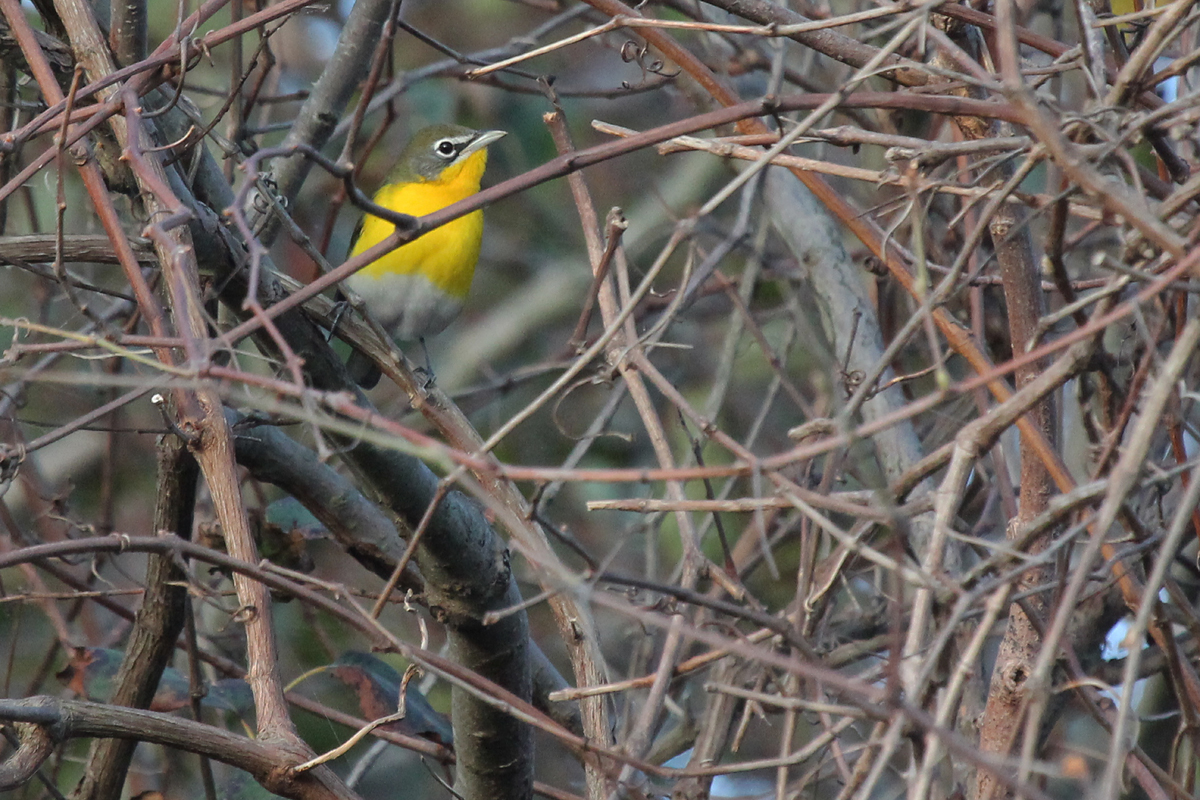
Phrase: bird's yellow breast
[{"left": 350, "top": 148, "right": 489, "bottom": 299}]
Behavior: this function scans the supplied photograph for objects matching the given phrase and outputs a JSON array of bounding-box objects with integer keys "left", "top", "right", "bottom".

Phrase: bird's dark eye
[{"left": 435, "top": 139, "right": 457, "bottom": 157}]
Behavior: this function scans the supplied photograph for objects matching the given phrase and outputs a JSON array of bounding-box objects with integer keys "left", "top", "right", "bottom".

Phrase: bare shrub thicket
[{"left": 2, "top": 0, "right": 1200, "bottom": 798}]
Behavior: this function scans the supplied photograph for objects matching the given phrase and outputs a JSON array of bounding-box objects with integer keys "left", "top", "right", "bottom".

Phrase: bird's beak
[{"left": 463, "top": 129, "right": 507, "bottom": 156}]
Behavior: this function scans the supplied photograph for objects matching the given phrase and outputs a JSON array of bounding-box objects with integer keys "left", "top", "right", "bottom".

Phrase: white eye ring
[{"left": 435, "top": 139, "right": 457, "bottom": 157}]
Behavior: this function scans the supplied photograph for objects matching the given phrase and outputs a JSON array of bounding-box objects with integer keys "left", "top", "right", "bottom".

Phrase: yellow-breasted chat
[{"left": 345, "top": 123, "right": 506, "bottom": 387}]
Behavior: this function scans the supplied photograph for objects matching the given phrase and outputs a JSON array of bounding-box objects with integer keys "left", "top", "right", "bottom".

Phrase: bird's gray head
[{"left": 396, "top": 124, "right": 506, "bottom": 182}]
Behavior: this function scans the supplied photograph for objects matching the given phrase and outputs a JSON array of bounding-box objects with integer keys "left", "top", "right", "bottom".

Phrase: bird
[{"left": 343, "top": 123, "right": 506, "bottom": 387}]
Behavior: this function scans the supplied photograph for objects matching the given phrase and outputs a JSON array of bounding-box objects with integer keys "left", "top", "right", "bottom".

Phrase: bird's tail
[
  {"left": 346, "top": 349, "right": 383, "bottom": 389},
  {"left": 332, "top": 289, "right": 383, "bottom": 388}
]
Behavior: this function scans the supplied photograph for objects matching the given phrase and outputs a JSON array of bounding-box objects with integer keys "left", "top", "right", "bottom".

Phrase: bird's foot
[
  {"left": 414, "top": 366, "right": 437, "bottom": 392},
  {"left": 414, "top": 338, "right": 438, "bottom": 390},
  {"left": 327, "top": 297, "right": 351, "bottom": 343}
]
